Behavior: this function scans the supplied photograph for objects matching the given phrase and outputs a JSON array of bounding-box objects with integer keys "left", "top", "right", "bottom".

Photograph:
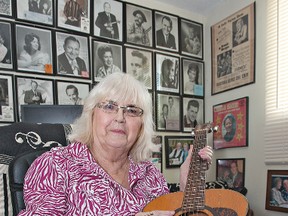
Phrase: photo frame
[
  {"left": 93, "top": 0, "right": 123, "bottom": 42},
  {"left": 211, "top": 2, "right": 255, "bottom": 95},
  {"left": 156, "top": 93, "right": 181, "bottom": 132},
  {"left": 125, "top": 3, "right": 153, "bottom": 48},
  {"left": 92, "top": 39, "right": 123, "bottom": 82},
  {"left": 165, "top": 136, "right": 192, "bottom": 168},
  {"left": 16, "top": 0, "right": 54, "bottom": 26},
  {"left": 55, "top": 30, "right": 90, "bottom": 79},
  {"left": 155, "top": 52, "right": 180, "bottom": 93},
  {"left": 57, "top": 0, "right": 90, "bottom": 34},
  {"left": 15, "top": 24, "right": 54, "bottom": 75},
  {"left": 154, "top": 10, "right": 179, "bottom": 53},
  {"left": 213, "top": 97, "right": 248, "bottom": 149},
  {"left": 182, "top": 58, "right": 204, "bottom": 97},
  {"left": 125, "top": 46, "right": 153, "bottom": 90},
  {"left": 266, "top": 170, "right": 288, "bottom": 213},
  {"left": 56, "top": 80, "right": 90, "bottom": 105},
  {"left": 0, "top": 73, "right": 15, "bottom": 123},
  {"left": 0, "top": 20, "right": 14, "bottom": 70},
  {"left": 216, "top": 158, "right": 245, "bottom": 190},
  {"left": 150, "top": 135, "right": 163, "bottom": 172},
  {"left": 0, "top": 0, "right": 14, "bottom": 18},
  {"left": 180, "top": 18, "right": 203, "bottom": 59}
]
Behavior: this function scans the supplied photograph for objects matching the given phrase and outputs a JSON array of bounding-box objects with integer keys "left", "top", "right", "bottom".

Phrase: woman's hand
[{"left": 136, "top": 210, "right": 175, "bottom": 216}]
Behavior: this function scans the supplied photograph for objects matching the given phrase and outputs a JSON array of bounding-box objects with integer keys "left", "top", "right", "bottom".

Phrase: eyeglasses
[{"left": 96, "top": 101, "right": 144, "bottom": 117}]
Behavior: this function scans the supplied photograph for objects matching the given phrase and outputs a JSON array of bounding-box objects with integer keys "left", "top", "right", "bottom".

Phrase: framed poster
[
  {"left": 180, "top": 18, "right": 203, "bottom": 59},
  {"left": 211, "top": 2, "right": 255, "bottom": 95},
  {"left": 93, "top": 0, "right": 123, "bottom": 42},
  {"left": 0, "top": 73, "right": 15, "bottom": 123},
  {"left": 0, "top": 0, "right": 13, "bottom": 17},
  {"left": 125, "top": 46, "right": 153, "bottom": 90},
  {"left": 266, "top": 170, "right": 288, "bottom": 213},
  {"left": 150, "top": 135, "right": 163, "bottom": 172},
  {"left": 0, "top": 20, "right": 14, "bottom": 70},
  {"left": 213, "top": 97, "right": 248, "bottom": 149}
]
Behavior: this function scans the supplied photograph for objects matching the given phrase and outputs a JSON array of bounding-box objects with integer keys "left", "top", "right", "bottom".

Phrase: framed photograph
[
  {"left": 55, "top": 31, "right": 90, "bottom": 79},
  {"left": 155, "top": 52, "right": 180, "bottom": 93},
  {"left": 165, "top": 136, "right": 192, "bottom": 168},
  {"left": 180, "top": 18, "right": 203, "bottom": 59},
  {"left": 182, "top": 58, "right": 204, "bottom": 97},
  {"left": 125, "top": 3, "right": 153, "bottom": 48},
  {"left": 57, "top": 0, "right": 90, "bottom": 34},
  {"left": 213, "top": 97, "right": 248, "bottom": 149},
  {"left": 182, "top": 97, "right": 204, "bottom": 133},
  {"left": 56, "top": 80, "right": 90, "bottom": 105},
  {"left": 92, "top": 39, "right": 123, "bottom": 82},
  {"left": 156, "top": 93, "right": 181, "bottom": 131},
  {"left": 16, "top": 0, "right": 54, "bottom": 26},
  {"left": 150, "top": 135, "right": 163, "bottom": 172},
  {"left": 125, "top": 46, "right": 153, "bottom": 90},
  {"left": 0, "top": 0, "right": 13, "bottom": 17},
  {"left": 211, "top": 2, "right": 255, "bottom": 95},
  {"left": 0, "top": 73, "right": 15, "bottom": 123},
  {"left": 266, "top": 170, "right": 288, "bottom": 213},
  {"left": 15, "top": 76, "right": 54, "bottom": 120},
  {"left": 0, "top": 20, "right": 14, "bottom": 70},
  {"left": 216, "top": 158, "right": 245, "bottom": 190},
  {"left": 15, "top": 24, "right": 53, "bottom": 75},
  {"left": 154, "top": 10, "right": 179, "bottom": 53},
  {"left": 93, "top": 0, "right": 123, "bottom": 42}
]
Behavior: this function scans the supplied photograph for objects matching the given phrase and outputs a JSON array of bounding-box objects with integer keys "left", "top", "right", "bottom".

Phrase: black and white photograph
[
  {"left": 182, "top": 97, "right": 204, "bottom": 132},
  {"left": 150, "top": 135, "right": 162, "bottom": 172},
  {"left": 16, "top": 0, "right": 54, "bottom": 26},
  {"left": 0, "top": 21, "right": 13, "bottom": 70},
  {"left": 92, "top": 40, "right": 122, "bottom": 82},
  {"left": 56, "top": 31, "right": 90, "bottom": 79},
  {"left": 56, "top": 80, "right": 90, "bottom": 105},
  {"left": 182, "top": 58, "right": 204, "bottom": 97},
  {"left": 57, "top": 0, "right": 90, "bottom": 34},
  {"left": 125, "top": 3, "right": 153, "bottom": 48},
  {"left": 154, "top": 11, "right": 179, "bottom": 52},
  {"left": 155, "top": 52, "right": 180, "bottom": 93},
  {"left": 233, "top": 15, "right": 249, "bottom": 47},
  {"left": 125, "top": 47, "right": 152, "bottom": 90},
  {"left": 0, "top": 0, "right": 13, "bottom": 17},
  {"left": 93, "top": 0, "right": 123, "bottom": 42},
  {"left": 0, "top": 73, "right": 15, "bottom": 123},
  {"left": 180, "top": 18, "right": 203, "bottom": 59},
  {"left": 15, "top": 24, "right": 53, "bottom": 75},
  {"left": 156, "top": 93, "right": 180, "bottom": 131}
]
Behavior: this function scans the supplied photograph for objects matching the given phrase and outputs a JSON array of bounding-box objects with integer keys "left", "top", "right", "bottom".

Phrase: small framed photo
[
  {"left": 156, "top": 93, "right": 181, "bottom": 131},
  {"left": 180, "top": 18, "right": 203, "bottom": 59},
  {"left": 15, "top": 24, "right": 53, "bottom": 75},
  {"left": 165, "top": 136, "right": 192, "bottom": 168},
  {"left": 0, "top": 73, "right": 15, "bottom": 123},
  {"left": 182, "top": 97, "right": 204, "bottom": 133},
  {"left": 182, "top": 58, "right": 204, "bottom": 97},
  {"left": 0, "top": 0, "right": 14, "bottom": 17},
  {"left": 0, "top": 20, "right": 14, "bottom": 70},
  {"left": 150, "top": 135, "right": 163, "bottom": 172},
  {"left": 55, "top": 31, "right": 90, "bottom": 79},
  {"left": 93, "top": 0, "right": 123, "bottom": 42},
  {"left": 56, "top": 80, "right": 90, "bottom": 105},
  {"left": 213, "top": 97, "right": 249, "bottom": 149},
  {"left": 266, "top": 170, "right": 288, "bottom": 213},
  {"left": 155, "top": 52, "right": 180, "bottom": 93},
  {"left": 57, "top": 0, "right": 91, "bottom": 34},
  {"left": 92, "top": 39, "right": 123, "bottom": 82},
  {"left": 125, "top": 3, "right": 153, "bottom": 48},
  {"left": 16, "top": 0, "right": 54, "bottom": 26},
  {"left": 154, "top": 11, "right": 179, "bottom": 53},
  {"left": 125, "top": 46, "right": 153, "bottom": 90},
  {"left": 216, "top": 158, "right": 245, "bottom": 190}
]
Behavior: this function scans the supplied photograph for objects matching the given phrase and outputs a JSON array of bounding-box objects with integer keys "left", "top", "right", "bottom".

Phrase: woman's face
[
  {"left": 224, "top": 118, "right": 232, "bottom": 133},
  {"left": 188, "top": 69, "right": 197, "bottom": 82},
  {"left": 30, "top": 37, "right": 39, "bottom": 51},
  {"left": 103, "top": 51, "right": 113, "bottom": 67}
]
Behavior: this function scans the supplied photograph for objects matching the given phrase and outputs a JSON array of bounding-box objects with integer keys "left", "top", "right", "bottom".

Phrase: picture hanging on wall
[
  {"left": 150, "top": 135, "right": 163, "bottom": 172},
  {"left": 0, "top": 20, "right": 14, "bottom": 70},
  {"left": 0, "top": 73, "right": 15, "bottom": 123},
  {"left": 0, "top": 0, "right": 13, "bottom": 18}
]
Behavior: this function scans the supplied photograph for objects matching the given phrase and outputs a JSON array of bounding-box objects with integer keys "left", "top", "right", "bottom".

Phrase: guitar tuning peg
[
  {"left": 213, "top": 125, "right": 219, "bottom": 133},
  {"left": 191, "top": 128, "right": 195, "bottom": 137}
]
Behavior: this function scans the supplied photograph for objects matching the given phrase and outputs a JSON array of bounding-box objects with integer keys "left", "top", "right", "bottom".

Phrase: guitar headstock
[{"left": 191, "top": 122, "right": 219, "bottom": 137}]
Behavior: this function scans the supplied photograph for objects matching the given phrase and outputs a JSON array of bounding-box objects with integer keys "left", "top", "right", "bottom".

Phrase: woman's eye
[{"left": 104, "top": 103, "right": 116, "bottom": 111}]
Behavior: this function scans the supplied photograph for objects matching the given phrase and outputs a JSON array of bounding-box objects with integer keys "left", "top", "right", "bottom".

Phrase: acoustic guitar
[{"left": 143, "top": 123, "right": 249, "bottom": 216}]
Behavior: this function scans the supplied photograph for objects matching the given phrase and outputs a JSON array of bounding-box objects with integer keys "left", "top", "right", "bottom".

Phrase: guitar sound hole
[{"left": 176, "top": 211, "right": 208, "bottom": 216}]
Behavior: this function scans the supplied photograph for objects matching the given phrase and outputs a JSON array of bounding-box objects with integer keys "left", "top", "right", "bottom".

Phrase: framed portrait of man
[
  {"left": 125, "top": 3, "right": 153, "bottom": 48},
  {"left": 93, "top": 0, "right": 123, "bottom": 42},
  {"left": 0, "top": 73, "right": 15, "bottom": 123},
  {"left": 55, "top": 31, "right": 90, "bottom": 79},
  {"left": 0, "top": 0, "right": 13, "bottom": 17},
  {"left": 0, "top": 20, "right": 14, "bottom": 70},
  {"left": 125, "top": 47, "right": 153, "bottom": 90}
]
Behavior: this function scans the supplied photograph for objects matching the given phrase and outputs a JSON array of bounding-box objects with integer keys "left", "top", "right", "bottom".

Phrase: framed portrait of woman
[
  {"left": 0, "top": 0, "right": 14, "bottom": 18},
  {"left": 0, "top": 73, "right": 15, "bottom": 123},
  {"left": 0, "top": 20, "right": 14, "bottom": 70},
  {"left": 92, "top": 39, "right": 123, "bottom": 82},
  {"left": 15, "top": 24, "right": 53, "bottom": 75},
  {"left": 55, "top": 30, "right": 90, "bottom": 79}
]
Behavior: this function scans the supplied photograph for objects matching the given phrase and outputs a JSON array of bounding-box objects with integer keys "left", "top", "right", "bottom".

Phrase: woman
[
  {"left": 0, "top": 32, "right": 10, "bottom": 64},
  {"left": 160, "top": 59, "right": 177, "bottom": 88},
  {"left": 19, "top": 73, "right": 212, "bottom": 215},
  {"left": 223, "top": 115, "right": 236, "bottom": 142},
  {"left": 17, "top": 33, "right": 50, "bottom": 72},
  {"left": 184, "top": 63, "right": 199, "bottom": 94}
]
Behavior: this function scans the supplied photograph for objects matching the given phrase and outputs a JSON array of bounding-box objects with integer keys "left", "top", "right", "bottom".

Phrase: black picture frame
[
  {"left": 55, "top": 30, "right": 91, "bottom": 79},
  {"left": 0, "top": 0, "right": 14, "bottom": 18},
  {"left": 0, "top": 20, "right": 14, "bottom": 70},
  {"left": 0, "top": 73, "right": 15, "bottom": 123},
  {"left": 151, "top": 135, "right": 163, "bottom": 172},
  {"left": 92, "top": 0, "right": 124, "bottom": 42}
]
